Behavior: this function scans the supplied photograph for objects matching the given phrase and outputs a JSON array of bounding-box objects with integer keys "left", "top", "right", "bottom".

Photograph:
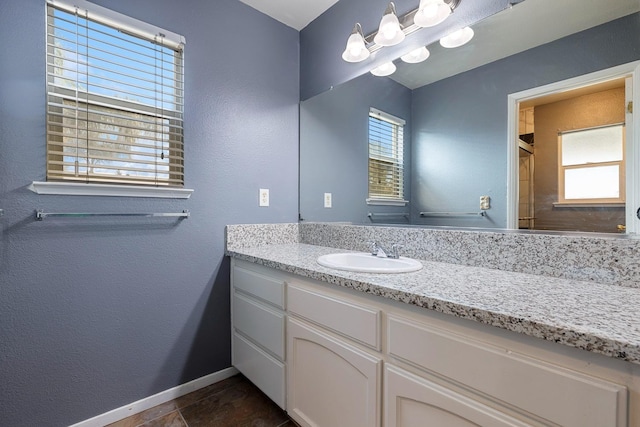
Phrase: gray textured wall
[
  {"left": 0, "top": 0, "right": 299, "bottom": 425},
  {"left": 300, "top": 73, "right": 412, "bottom": 223},
  {"left": 411, "top": 13, "right": 640, "bottom": 228}
]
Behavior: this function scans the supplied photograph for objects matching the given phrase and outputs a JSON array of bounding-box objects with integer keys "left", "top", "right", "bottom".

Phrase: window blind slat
[
  {"left": 46, "top": 0, "right": 185, "bottom": 50},
  {"left": 47, "top": 91, "right": 184, "bottom": 120},
  {"left": 46, "top": 69, "right": 185, "bottom": 110},
  {"left": 46, "top": 3, "right": 184, "bottom": 187},
  {"left": 46, "top": 33, "right": 179, "bottom": 71},
  {"left": 45, "top": 172, "right": 184, "bottom": 186},
  {"left": 47, "top": 144, "right": 179, "bottom": 163},
  {"left": 46, "top": 106, "right": 184, "bottom": 134}
]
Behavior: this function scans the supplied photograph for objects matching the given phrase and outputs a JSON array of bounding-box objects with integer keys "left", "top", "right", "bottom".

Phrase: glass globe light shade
[
  {"left": 370, "top": 61, "right": 397, "bottom": 76},
  {"left": 401, "top": 46, "right": 430, "bottom": 63},
  {"left": 373, "top": 12, "right": 405, "bottom": 46},
  {"left": 440, "top": 26, "right": 474, "bottom": 48},
  {"left": 414, "top": 0, "right": 451, "bottom": 28},
  {"left": 342, "top": 31, "right": 370, "bottom": 62}
]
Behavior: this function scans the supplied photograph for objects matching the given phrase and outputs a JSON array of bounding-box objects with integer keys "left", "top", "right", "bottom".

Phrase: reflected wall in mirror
[
  {"left": 300, "top": 72, "right": 413, "bottom": 224},
  {"left": 299, "top": 0, "right": 640, "bottom": 233}
]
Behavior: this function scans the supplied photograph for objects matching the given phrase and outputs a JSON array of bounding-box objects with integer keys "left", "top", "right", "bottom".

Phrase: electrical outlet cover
[
  {"left": 480, "top": 195, "right": 490, "bottom": 210},
  {"left": 324, "top": 192, "right": 332, "bottom": 208},
  {"left": 259, "top": 189, "right": 269, "bottom": 207}
]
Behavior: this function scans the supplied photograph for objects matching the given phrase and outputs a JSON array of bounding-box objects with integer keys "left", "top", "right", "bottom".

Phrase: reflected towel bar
[
  {"left": 35, "top": 210, "right": 190, "bottom": 221},
  {"left": 420, "top": 211, "right": 486, "bottom": 217},
  {"left": 367, "top": 212, "right": 409, "bottom": 218}
]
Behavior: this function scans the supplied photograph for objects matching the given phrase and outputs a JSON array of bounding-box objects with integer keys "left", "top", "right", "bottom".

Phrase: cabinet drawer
[
  {"left": 233, "top": 332, "right": 285, "bottom": 410},
  {"left": 288, "top": 283, "right": 381, "bottom": 350},
  {"left": 388, "top": 315, "right": 627, "bottom": 427},
  {"left": 233, "top": 265, "right": 285, "bottom": 309},
  {"left": 232, "top": 293, "right": 285, "bottom": 360}
]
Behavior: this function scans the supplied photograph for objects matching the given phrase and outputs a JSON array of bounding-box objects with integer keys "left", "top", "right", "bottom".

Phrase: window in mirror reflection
[
  {"left": 368, "top": 108, "right": 405, "bottom": 203},
  {"left": 559, "top": 125, "right": 625, "bottom": 203}
]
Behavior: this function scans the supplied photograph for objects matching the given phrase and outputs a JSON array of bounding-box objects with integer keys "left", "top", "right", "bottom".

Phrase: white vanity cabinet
[
  {"left": 286, "top": 283, "right": 382, "bottom": 427},
  {"left": 287, "top": 317, "right": 382, "bottom": 427},
  {"left": 231, "top": 260, "right": 630, "bottom": 426},
  {"left": 384, "top": 364, "right": 531, "bottom": 427},
  {"left": 230, "top": 259, "right": 286, "bottom": 409},
  {"left": 385, "top": 314, "right": 628, "bottom": 427}
]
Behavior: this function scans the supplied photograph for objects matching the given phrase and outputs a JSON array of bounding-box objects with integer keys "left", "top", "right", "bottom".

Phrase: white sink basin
[{"left": 317, "top": 252, "right": 423, "bottom": 274}]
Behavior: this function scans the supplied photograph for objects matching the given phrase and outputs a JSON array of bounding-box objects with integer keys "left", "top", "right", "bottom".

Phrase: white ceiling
[{"left": 237, "top": 0, "right": 339, "bottom": 31}]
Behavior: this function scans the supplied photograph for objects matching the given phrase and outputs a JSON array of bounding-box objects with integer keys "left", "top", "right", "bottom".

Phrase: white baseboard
[{"left": 69, "top": 366, "right": 239, "bottom": 427}]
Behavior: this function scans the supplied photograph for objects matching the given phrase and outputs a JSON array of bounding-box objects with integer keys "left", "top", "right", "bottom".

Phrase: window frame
[
  {"left": 556, "top": 124, "right": 626, "bottom": 205},
  {"left": 40, "top": 0, "right": 191, "bottom": 197},
  {"left": 367, "top": 107, "right": 408, "bottom": 206}
]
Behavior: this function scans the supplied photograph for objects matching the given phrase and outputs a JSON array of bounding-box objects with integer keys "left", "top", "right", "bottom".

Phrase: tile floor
[{"left": 107, "top": 374, "right": 294, "bottom": 427}]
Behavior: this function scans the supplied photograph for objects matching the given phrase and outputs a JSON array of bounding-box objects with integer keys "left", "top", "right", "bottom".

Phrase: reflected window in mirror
[
  {"left": 367, "top": 108, "right": 406, "bottom": 204},
  {"left": 558, "top": 125, "right": 625, "bottom": 204}
]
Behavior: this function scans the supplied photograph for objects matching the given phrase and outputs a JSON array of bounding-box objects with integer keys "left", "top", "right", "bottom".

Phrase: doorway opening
[{"left": 507, "top": 61, "right": 639, "bottom": 234}]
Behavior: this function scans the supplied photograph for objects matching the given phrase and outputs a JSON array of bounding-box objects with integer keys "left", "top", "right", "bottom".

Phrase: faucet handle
[
  {"left": 367, "top": 241, "right": 379, "bottom": 256},
  {"left": 390, "top": 244, "right": 404, "bottom": 259}
]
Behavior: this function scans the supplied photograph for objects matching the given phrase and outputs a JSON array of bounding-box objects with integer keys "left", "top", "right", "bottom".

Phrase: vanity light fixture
[
  {"left": 342, "top": 0, "right": 462, "bottom": 70},
  {"left": 340, "top": 0, "right": 464, "bottom": 64},
  {"left": 370, "top": 61, "right": 397, "bottom": 77},
  {"left": 341, "top": 23, "right": 370, "bottom": 62},
  {"left": 400, "top": 46, "right": 430, "bottom": 63},
  {"left": 440, "top": 26, "right": 474, "bottom": 48},
  {"left": 373, "top": 2, "right": 405, "bottom": 47},
  {"left": 414, "top": 0, "right": 460, "bottom": 28}
]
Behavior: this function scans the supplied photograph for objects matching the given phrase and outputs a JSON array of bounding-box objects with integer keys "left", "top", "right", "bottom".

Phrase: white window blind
[
  {"left": 46, "top": 0, "right": 185, "bottom": 187},
  {"left": 368, "top": 108, "right": 405, "bottom": 201},
  {"left": 558, "top": 124, "right": 625, "bottom": 203}
]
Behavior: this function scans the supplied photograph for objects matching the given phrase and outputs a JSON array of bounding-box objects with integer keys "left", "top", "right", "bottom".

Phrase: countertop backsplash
[
  {"left": 226, "top": 222, "right": 640, "bottom": 288},
  {"left": 226, "top": 223, "right": 299, "bottom": 250}
]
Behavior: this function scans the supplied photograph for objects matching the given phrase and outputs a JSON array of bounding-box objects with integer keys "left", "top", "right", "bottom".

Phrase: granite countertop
[{"left": 227, "top": 243, "right": 640, "bottom": 365}]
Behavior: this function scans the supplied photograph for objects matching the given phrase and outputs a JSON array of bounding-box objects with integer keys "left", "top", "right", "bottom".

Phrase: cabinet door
[
  {"left": 287, "top": 317, "right": 381, "bottom": 427},
  {"left": 385, "top": 364, "right": 532, "bottom": 427}
]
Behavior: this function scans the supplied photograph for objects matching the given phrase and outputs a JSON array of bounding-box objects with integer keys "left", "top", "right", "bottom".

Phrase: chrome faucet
[
  {"left": 368, "top": 241, "right": 403, "bottom": 259},
  {"left": 389, "top": 244, "right": 403, "bottom": 259},
  {"left": 369, "top": 241, "right": 388, "bottom": 257}
]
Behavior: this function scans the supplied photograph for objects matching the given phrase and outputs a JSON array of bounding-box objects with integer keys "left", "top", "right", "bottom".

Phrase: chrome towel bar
[
  {"left": 420, "top": 211, "right": 486, "bottom": 217},
  {"left": 35, "top": 209, "right": 190, "bottom": 221},
  {"left": 367, "top": 212, "right": 410, "bottom": 218}
]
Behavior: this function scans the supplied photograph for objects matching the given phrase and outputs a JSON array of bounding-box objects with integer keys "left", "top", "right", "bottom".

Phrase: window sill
[
  {"left": 366, "top": 198, "right": 409, "bottom": 206},
  {"left": 29, "top": 181, "right": 193, "bottom": 199},
  {"left": 552, "top": 201, "right": 624, "bottom": 208}
]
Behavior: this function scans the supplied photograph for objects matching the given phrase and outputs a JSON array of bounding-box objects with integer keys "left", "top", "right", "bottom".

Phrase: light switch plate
[{"left": 259, "top": 189, "right": 269, "bottom": 207}]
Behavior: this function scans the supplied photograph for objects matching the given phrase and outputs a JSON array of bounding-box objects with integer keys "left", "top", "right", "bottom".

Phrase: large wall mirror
[{"left": 299, "top": 0, "right": 640, "bottom": 234}]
